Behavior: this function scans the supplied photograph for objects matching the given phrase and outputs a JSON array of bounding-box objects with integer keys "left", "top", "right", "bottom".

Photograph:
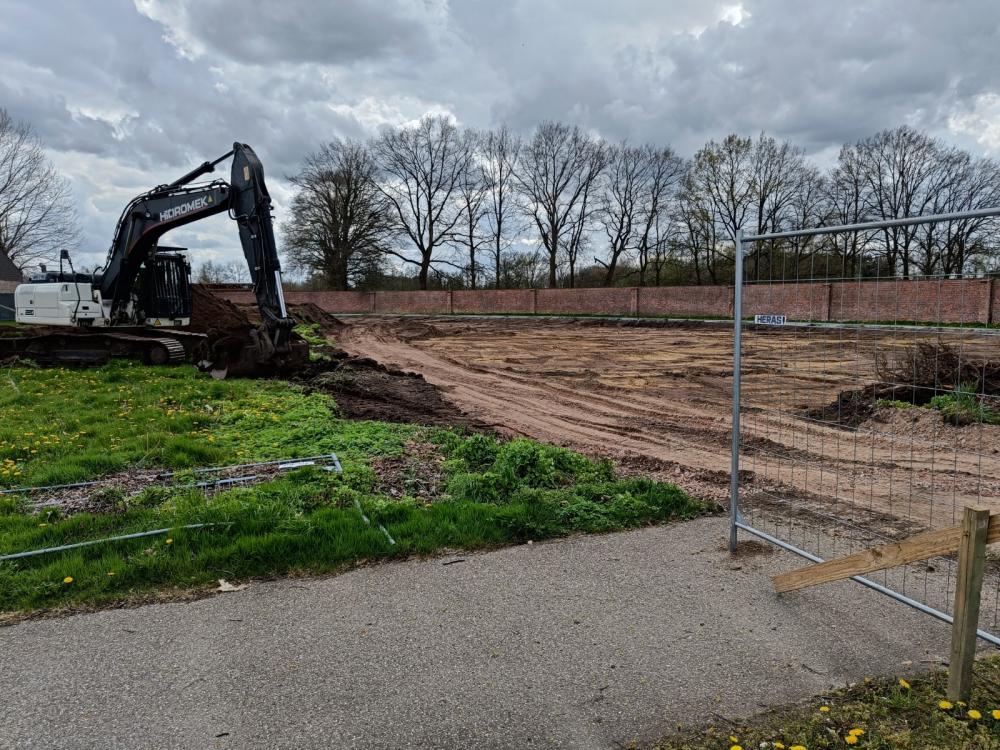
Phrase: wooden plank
[
  {"left": 773, "top": 515, "right": 999, "bottom": 594},
  {"left": 948, "top": 507, "right": 991, "bottom": 702}
]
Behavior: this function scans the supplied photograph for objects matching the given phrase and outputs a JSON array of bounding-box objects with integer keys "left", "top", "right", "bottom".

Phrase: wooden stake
[{"left": 947, "top": 506, "right": 991, "bottom": 703}]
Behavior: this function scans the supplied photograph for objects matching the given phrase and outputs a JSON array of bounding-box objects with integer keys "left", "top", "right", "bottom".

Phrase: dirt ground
[{"left": 337, "top": 316, "right": 1000, "bottom": 538}]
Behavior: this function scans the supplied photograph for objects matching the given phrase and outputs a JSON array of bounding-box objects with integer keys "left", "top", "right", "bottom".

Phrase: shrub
[
  {"left": 451, "top": 434, "right": 500, "bottom": 472},
  {"left": 929, "top": 383, "right": 1000, "bottom": 426},
  {"left": 493, "top": 439, "right": 559, "bottom": 487}
]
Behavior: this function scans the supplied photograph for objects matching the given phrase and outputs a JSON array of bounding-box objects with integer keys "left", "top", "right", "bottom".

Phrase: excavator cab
[{"left": 136, "top": 250, "right": 192, "bottom": 327}]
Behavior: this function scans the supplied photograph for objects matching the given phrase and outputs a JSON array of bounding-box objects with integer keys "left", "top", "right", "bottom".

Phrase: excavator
[{"left": 5, "top": 143, "right": 308, "bottom": 377}]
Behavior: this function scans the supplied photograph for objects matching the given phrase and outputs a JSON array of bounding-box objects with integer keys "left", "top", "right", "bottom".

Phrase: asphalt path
[{"left": 0, "top": 518, "right": 954, "bottom": 749}]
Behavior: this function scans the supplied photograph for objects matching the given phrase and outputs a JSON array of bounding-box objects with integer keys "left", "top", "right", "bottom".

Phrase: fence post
[
  {"left": 947, "top": 506, "right": 990, "bottom": 702},
  {"left": 729, "top": 229, "right": 744, "bottom": 554}
]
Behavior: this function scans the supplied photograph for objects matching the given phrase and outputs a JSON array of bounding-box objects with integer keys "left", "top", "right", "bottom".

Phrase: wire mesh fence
[{"left": 729, "top": 210, "right": 1000, "bottom": 646}]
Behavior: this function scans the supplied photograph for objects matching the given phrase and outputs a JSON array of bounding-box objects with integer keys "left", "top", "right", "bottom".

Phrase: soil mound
[
  {"left": 294, "top": 358, "right": 487, "bottom": 430},
  {"left": 289, "top": 302, "right": 344, "bottom": 336},
  {"left": 188, "top": 285, "right": 253, "bottom": 334}
]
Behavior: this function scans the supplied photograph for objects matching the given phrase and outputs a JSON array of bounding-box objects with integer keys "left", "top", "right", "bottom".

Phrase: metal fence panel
[{"left": 730, "top": 209, "right": 1000, "bottom": 646}]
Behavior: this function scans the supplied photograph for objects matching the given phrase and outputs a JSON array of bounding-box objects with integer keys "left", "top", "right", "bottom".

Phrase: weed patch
[{"left": 651, "top": 657, "right": 1000, "bottom": 750}]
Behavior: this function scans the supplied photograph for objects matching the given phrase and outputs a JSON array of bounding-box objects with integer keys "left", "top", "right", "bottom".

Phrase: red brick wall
[
  {"left": 212, "top": 280, "right": 1000, "bottom": 324},
  {"left": 374, "top": 290, "right": 451, "bottom": 314},
  {"left": 288, "top": 290, "right": 373, "bottom": 312},
  {"left": 452, "top": 289, "right": 535, "bottom": 314},
  {"left": 744, "top": 283, "right": 831, "bottom": 322},
  {"left": 213, "top": 288, "right": 376, "bottom": 313},
  {"left": 637, "top": 286, "right": 732, "bottom": 317},
  {"left": 830, "top": 279, "right": 989, "bottom": 324},
  {"left": 535, "top": 288, "right": 635, "bottom": 315}
]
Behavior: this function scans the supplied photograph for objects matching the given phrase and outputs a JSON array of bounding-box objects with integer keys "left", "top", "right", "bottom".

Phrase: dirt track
[{"left": 338, "top": 316, "right": 1000, "bottom": 537}]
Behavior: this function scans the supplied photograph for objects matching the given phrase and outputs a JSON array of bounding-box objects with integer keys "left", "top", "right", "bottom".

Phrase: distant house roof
[{"left": 0, "top": 250, "right": 22, "bottom": 283}]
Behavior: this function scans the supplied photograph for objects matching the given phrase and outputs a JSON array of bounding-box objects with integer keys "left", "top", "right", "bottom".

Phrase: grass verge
[
  {"left": 651, "top": 657, "right": 1000, "bottom": 750},
  {"left": 0, "top": 361, "right": 707, "bottom": 614}
]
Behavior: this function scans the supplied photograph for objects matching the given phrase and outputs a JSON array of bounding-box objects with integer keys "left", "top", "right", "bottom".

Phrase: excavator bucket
[{"left": 200, "top": 326, "right": 310, "bottom": 379}]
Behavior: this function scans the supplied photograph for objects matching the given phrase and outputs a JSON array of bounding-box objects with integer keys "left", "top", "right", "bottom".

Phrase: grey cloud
[
  {"left": 136, "top": 0, "right": 442, "bottom": 65},
  {"left": 4, "top": 0, "right": 1000, "bottom": 267}
]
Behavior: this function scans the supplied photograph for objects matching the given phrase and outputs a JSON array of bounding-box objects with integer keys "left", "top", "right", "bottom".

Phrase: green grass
[
  {"left": 929, "top": 384, "right": 1000, "bottom": 426},
  {"left": 0, "top": 362, "right": 707, "bottom": 614},
  {"left": 876, "top": 384, "right": 1000, "bottom": 426},
  {"left": 652, "top": 657, "right": 1000, "bottom": 750}
]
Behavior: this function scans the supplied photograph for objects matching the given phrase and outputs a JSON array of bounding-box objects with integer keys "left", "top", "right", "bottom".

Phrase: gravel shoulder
[{"left": 0, "top": 517, "right": 956, "bottom": 750}]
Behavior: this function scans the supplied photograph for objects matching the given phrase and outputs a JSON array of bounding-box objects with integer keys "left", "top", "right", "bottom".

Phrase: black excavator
[{"left": 6, "top": 143, "right": 308, "bottom": 377}]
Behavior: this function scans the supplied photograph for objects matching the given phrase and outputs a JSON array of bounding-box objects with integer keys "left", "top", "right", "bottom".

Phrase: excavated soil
[
  {"left": 198, "top": 289, "right": 483, "bottom": 428},
  {"left": 337, "top": 316, "right": 1000, "bottom": 529},
  {"left": 188, "top": 285, "right": 254, "bottom": 334},
  {"left": 293, "top": 358, "right": 486, "bottom": 429}
]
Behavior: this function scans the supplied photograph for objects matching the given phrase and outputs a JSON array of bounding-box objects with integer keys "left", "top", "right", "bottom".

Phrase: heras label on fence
[{"left": 754, "top": 314, "right": 787, "bottom": 326}]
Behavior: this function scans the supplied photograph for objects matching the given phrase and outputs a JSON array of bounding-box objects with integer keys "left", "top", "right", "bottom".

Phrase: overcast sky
[{"left": 3, "top": 0, "right": 1000, "bottom": 271}]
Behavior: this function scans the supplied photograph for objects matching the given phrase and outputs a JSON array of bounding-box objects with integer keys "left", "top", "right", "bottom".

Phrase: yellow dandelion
[
  {"left": 991, "top": 709, "right": 1000, "bottom": 720},
  {"left": 819, "top": 706, "right": 830, "bottom": 713},
  {"left": 968, "top": 709, "right": 982, "bottom": 720},
  {"left": 773, "top": 744, "right": 785, "bottom": 750},
  {"left": 730, "top": 746, "right": 743, "bottom": 750},
  {"left": 848, "top": 729, "right": 864, "bottom": 737},
  {"left": 730, "top": 737, "right": 739, "bottom": 744},
  {"left": 844, "top": 736, "right": 858, "bottom": 746},
  {"left": 899, "top": 679, "right": 910, "bottom": 689},
  {"left": 63, "top": 576, "right": 73, "bottom": 584},
  {"left": 938, "top": 700, "right": 954, "bottom": 710},
  {"left": 790, "top": 745, "right": 807, "bottom": 750},
  {"left": 106, "top": 571, "right": 115, "bottom": 577},
  {"left": 165, "top": 538, "right": 173, "bottom": 545}
]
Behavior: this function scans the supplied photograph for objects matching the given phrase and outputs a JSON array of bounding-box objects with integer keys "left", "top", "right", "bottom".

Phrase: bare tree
[
  {"left": 677, "top": 169, "right": 722, "bottom": 284},
  {"left": 283, "top": 139, "right": 392, "bottom": 290},
  {"left": 0, "top": 109, "right": 79, "bottom": 270},
  {"left": 516, "top": 122, "right": 606, "bottom": 288},
  {"left": 825, "top": 144, "right": 870, "bottom": 277},
  {"left": 599, "top": 143, "right": 684, "bottom": 286},
  {"left": 564, "top": 140, "right": 607, "bottom": 288},
  {"left": 852, "top": 127, "right": 946, "bottom": 276},
  {"left": 372, "top": 115, "right": 473, "bottom": 290},
  {"left": 683, "top": 133, "right": 814, "bottom": 282},
  {"left": 914, "top": 153, "right": 1000, "bottom": 275},
  {"left": 194, "top": 259, "right": 251, "bottom": 284},
  {"left": 452, "top": 129, "right": 489, "bottom": 289},
  {"left": 194, "top": 260, "right": 224, "bottom": 283},
  {"left": 480, "top": 126, "right": 522, "bottom": 289}
]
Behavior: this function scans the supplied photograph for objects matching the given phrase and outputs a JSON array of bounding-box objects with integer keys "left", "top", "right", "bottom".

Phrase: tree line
[
  {"left": 3, "top": 104, "right": 999, "bottom": 289},
  {"left": 282, "top": 118, "right": 1000, "bottom": 290}
]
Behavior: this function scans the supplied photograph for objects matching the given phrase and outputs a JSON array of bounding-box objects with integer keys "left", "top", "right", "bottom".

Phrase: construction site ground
[{"left": 338, "top": 315, "right": 1000, "bottom": 532}]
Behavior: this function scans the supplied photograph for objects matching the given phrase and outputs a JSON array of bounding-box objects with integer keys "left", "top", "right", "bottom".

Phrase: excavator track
[
  {"left": 0, "top": 327, "right": 205, "bottom": 367},
  {"left": 101, "top": 332, "right": 187, "bottom": 365}
]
